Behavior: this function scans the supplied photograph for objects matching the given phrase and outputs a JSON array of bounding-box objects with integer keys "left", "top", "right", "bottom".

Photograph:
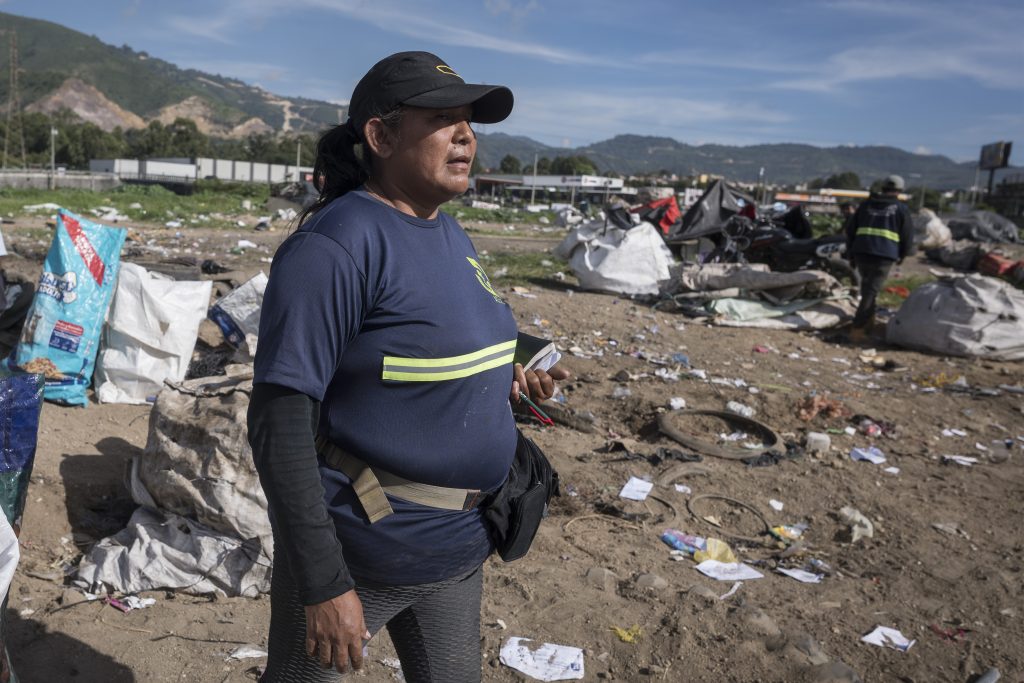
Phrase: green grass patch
[
  {"left": 809, "top": 213, "right": 844, "bottom": 238},
  {"left": 878, "top": 273, "right": 936, "bottom": 308},
  {"left": 0, "top": 184, "right": 270, "bottom": 228},
  {"left": 476, "top": 250, "right": 572, "bottom": 287},
  {"left": 444, "top": 202, "right": 558, "bottom": 225}
]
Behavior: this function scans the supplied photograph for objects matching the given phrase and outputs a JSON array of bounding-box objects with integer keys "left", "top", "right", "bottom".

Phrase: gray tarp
[
  {"left": 76, "top": 366, "right": 272, "bottom": 596},
  {"left": 887, "top": 274, "right": 1024, "bottom": 360},
  {"left": 672, "top": 263, "right": 845, "bottom": 304},
  {"left": 942, "top": 211, "right": 1020, "bottom": 243}
]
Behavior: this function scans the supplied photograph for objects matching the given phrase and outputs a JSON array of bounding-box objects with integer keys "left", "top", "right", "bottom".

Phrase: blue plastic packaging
[{"left": 7, "top": 209, "right": 126, "bottom": 405}]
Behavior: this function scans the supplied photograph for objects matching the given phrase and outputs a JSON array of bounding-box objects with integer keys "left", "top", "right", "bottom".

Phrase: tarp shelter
[
  {"left": 666, "top": 180, "right": 756, "bottom": 243},
  {"left": 943, "top": 210, "right": 1020, "bottom": 243},
  {"left": 887, "top": 274, "right": 1024, "bottom": 360},
  {"left": 632, "top": 196, "right": 682, "bottom": 236}
]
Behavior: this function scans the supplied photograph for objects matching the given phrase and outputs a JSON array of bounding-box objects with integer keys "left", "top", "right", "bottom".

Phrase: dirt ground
[{"left": 2, "top": 213, "right": 1022, "bottom": 682}]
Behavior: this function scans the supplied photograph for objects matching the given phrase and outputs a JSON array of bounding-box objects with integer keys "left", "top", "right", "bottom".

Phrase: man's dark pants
[{"left": 852, "top": 254, "right": 895, "bottom": 329}]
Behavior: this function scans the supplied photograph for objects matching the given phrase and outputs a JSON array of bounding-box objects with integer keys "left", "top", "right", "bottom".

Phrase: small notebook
[{"left": 514, "top": 332, "right": 562, "bottom": 372}]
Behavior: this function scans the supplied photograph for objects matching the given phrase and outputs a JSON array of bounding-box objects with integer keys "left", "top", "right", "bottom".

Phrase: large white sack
[
  {"left": 887, "top": 274, "right": 1024, "bottom": 360},
  {"left": 96, "top": 264, "right": 212, "bottom": 404},
  {"left": 555, "top": 221, "right": 674, "bottom": 295},
  {"left": 915, "top": 209, "right": 953, "bottom": 250}
]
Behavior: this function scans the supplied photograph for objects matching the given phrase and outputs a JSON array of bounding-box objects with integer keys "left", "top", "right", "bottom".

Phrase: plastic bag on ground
[
  {"left": 6, "top": 209, "right": 126, "bottom": 405},
  {"left": 914, "top": 209, "right": 952, "bottom": 250},
  {"left": 95, "top": 263, "right": 212, "bottom": 404},
  {"left": 208, "top": 272, "right": 267, "bottom": 355}
]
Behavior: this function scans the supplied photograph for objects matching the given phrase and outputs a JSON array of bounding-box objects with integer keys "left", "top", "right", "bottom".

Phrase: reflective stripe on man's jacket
[{"left": 846, "top": 195, "right": 915, "bottom": 261}]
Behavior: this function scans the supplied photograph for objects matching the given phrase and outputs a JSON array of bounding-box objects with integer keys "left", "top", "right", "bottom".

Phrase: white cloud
[{"left": 914, "top": 145, "right": 932, "bottom": 155}]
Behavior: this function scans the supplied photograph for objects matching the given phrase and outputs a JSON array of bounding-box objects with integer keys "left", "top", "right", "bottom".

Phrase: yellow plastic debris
[
  {"left": 693, "top": 538, "right": 738, "bottom": 564},
  {"left": 610, "top": 625, "right": 642, "bottom": 643}
]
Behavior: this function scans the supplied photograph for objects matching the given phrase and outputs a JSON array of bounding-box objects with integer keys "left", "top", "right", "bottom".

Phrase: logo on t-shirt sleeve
[{"left": 466, "top": 257, "right": 506, "bottom": 304}]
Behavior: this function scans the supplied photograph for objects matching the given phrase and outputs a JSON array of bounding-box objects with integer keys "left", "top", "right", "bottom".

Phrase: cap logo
[{"left": 436, "top": 64, "right": 459, "bottom": 77}]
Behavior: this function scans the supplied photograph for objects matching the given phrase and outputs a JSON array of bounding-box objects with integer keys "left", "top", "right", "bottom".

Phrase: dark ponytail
[
  {"left": 298, "top": 120, "right": 368, "bottom": 226},
  {"left": 298, "top": 107, "right": 404, "bottom": 226}
]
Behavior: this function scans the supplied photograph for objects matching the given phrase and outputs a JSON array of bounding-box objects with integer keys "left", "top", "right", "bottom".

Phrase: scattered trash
[
  {"left": 227, "top": 645, "right": 269, "bottom": 660},
  {"left": 768, "top": 499, "right": 784, "bottom": 511},
  {"left": 611, "top": 386, "right": 632, "bottom": 399},
  {"left": 975, "top": 668, "right": 1001, "bottom": 683},
  {"left": 718, "top": 582, "right": 742, "bottom": 600},
  {"left": 858, "top": 419, "right": 882, "bottom": 438},
  {"left": 122, "top": 596, "right": 156, "bottom": 610},
  {"left": 883, "top": 466, "right": 900, "bottom": 475},
  {"left": 668, "top": 397, "right": 687, "bottom": 410},
  {"left": 693, "top": 538, "right": 738, "bottom": 564},
  {"left": 208, "top": 272, "right": 268, "bottom": 354},
  {"left": 661, "top": 530, "right": 705, "bottom": 555},
  {"left": 618, "top": 477, "right": 653, "bottom": 501},
  {"left": 777, "top": 567, "right": 823, "bottom": 584},
  {"left": 860, "top": 626, "right": 915, "bottom": 652},
  {"left": 236, "top": 239, "right": 258, "bottom": 249},
  {"left": 674, "top": 484, "right": 692, "bottom": 495},
  {"left": 726, "top": 401, "right": 756, "bottom": 418},
  {"left": 797, "top": 395, "right": 851, "bottom": 421},
  {"left": 805, "top": 432, "right": 831, "bottom": 454},
  {"left": 499, "top": 637, "right": 584, "bottom": 681},
  {"left": 610, "top": 625, "right": 641, "bottom": 643},
  {"left": 839, "top": 506, "right": 874, "bottom": 543},
  {"left": 770, "top": 524, "right": 807, "bottom": 543},
  {"left": 942, "top": 455, "right": 979, "bottom": 467},
  {"left": 695, "top": 560, "right": 764, "bottom": 581},
  {"left": 850, "top": 447, "right": 886, "bottom": 464}
]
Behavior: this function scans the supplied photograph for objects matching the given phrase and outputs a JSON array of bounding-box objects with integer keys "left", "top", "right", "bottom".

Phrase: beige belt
[{"left": 315, "top": 436, "right": 484, "bottom": 523}]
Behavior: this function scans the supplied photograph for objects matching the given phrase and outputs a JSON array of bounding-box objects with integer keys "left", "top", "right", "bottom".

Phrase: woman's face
[{"left": 381, "top": 105, "right": 476, "bottom": 208}]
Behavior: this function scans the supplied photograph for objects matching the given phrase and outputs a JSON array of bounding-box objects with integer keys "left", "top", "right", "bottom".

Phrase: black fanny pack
[{"left": 483, "top": 429, "right": 560, "bottom": 562}]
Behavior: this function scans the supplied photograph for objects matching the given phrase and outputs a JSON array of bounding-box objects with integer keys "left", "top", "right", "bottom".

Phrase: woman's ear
[{"left": 363, "top": 118, "right": 394, "bottom": 160}]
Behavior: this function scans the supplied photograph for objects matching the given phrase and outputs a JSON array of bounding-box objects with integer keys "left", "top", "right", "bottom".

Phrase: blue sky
[{"left": 3, "top": 0, "right": 1022, "bottom": 161}]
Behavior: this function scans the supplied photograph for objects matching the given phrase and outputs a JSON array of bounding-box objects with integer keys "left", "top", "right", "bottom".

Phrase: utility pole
[
  {"left": 295, "top": 138, "right": 301, "bottom": 180},
  {"left": 529, "top": 153, "right": 538, "bottom": 205},
  {"left": 2, "top": 30, "right": 27, "bottom": 170},
  {"left": 49, "top": 127, "right": 58, "bottom": 189}
]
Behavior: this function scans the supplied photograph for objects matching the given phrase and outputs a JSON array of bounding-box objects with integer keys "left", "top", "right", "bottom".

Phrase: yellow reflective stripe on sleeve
[
  {"left": 855, "top": 227, "right": 900, "bottom": 242},
  {"left": 382, "top": 339, "right": 516, "bottom": 382}
]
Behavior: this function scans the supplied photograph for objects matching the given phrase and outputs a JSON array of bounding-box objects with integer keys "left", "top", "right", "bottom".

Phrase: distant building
[{"left": 89, "top": 157, "right": 313, "bottom": 184}]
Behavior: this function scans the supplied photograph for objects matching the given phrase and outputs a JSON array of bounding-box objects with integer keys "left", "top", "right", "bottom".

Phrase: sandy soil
[{"left": 2, "top": 215, "right": 1022, "bottom": 682}]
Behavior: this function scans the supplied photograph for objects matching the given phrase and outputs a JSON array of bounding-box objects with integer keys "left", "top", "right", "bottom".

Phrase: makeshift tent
[
  {"left": 666, "top": 180, "right": 756, "bottom": 243},
  {"left": 554, "top": 220, "right": 675, "bottom": 295},
  {"left": 942, "top": 211, "right": 1020, "bottom": 243},
  {"left": 887, "top": 274, "right": 1024, "bottom": 360},
  {"left": 632, "top": 196, "right": 682, "bottom": 236}
]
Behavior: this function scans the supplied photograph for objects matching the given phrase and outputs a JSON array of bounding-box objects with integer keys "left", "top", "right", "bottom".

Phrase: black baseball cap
[{"left": 348, "top": 51, "right": 514, "bottom": 131}]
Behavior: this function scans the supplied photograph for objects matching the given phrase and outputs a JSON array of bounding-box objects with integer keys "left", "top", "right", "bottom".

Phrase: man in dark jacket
[{"left": 846, "top": 175, "right": 915, "bottom": 341}]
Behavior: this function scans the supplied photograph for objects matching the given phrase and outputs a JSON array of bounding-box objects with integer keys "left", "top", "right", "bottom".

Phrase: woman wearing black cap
[{"left": 248, "top": 52, "right": 568, "bottom": 681}]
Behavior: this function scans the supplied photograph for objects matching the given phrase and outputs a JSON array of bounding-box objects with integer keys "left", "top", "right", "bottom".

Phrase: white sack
[
  {"left": 208, "top": 272, "right": 267, "bottom": 355},
  {"left": 555, "top": 221, "right": 674, "bottom": 295},
  {"left": 915, "top": 209, "right": 952, "bottom": 250},
  {"left": 887, "top": 274, "right": 1024, "bottom": 360},
  {"left": 96, "top": 263, "right": 212, "bottom": 404}
]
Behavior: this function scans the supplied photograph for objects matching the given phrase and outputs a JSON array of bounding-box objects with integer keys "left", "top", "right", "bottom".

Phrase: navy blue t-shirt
[{"left": 254, "top": 190, "right": 518, "bottom": 584}]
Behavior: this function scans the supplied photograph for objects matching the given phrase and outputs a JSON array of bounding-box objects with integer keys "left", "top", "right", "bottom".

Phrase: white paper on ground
[
  {"left": 861, "top": 626, "right": 916, "bottom": 652},
  {"left": 674, "top": 484, "right": 692, "bottom": 495},
  {"left": 777, "top": 567, "right": 823, "bottom": 584},
  {"left": 123, "top": 596, "right": 156, "bottom": 610},
  {"left": 619, "top": 477, "right": 653, "bottom": 501},
  {"left": 499, "top": 637, "right": 584, "bottom": 681},
  {"left": 884, "top": 466, "right": 900, "bottom": 474},
  {"left": 769, "top": 499, "right": 784, "bottom": 511},
  {"left": 695, "top": 560, "right": 764, "bottom": 581},
  {"left": 850, "top": 446, "right": 886, "bottom": 464},
  {"left": 943, "top": 455, "right": 978, "bottom": 467}
]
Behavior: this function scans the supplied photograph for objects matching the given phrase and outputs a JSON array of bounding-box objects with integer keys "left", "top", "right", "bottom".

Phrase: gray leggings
[{"left": 261, "top": 557, "right": 483, "bottom": 683}]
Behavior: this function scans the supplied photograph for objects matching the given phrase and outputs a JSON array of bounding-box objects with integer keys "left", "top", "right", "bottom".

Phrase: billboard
[{"left": 979, "top": 141, "right": 1012, "bottom": 170}]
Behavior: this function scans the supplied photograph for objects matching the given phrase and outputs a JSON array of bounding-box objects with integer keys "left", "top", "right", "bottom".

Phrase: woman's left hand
[{"left": 511, "top": 363, "right": 571, "bottom": 404}]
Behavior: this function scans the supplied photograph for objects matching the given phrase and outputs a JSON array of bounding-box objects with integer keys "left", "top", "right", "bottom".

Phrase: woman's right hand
[{"left": 304, "top": 589, "right": 372, "bottom": 673}]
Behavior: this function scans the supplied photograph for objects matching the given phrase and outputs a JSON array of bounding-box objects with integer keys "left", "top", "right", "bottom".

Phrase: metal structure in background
[
  {"left": 2, "top": 30, "right": 27, "bottom": 170},
  {"left": 979, "top": 141, "right": 1013, "bottom": 199}
]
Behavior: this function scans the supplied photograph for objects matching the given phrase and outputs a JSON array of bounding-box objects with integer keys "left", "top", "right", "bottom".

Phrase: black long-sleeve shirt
[{"left": 247, "top": 382, "right": 355, "bottom": 605}]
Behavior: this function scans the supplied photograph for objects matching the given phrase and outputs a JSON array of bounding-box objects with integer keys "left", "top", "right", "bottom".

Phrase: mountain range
[{"left": 0, "top": 11, "right": 1007, "bottom": 188}]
